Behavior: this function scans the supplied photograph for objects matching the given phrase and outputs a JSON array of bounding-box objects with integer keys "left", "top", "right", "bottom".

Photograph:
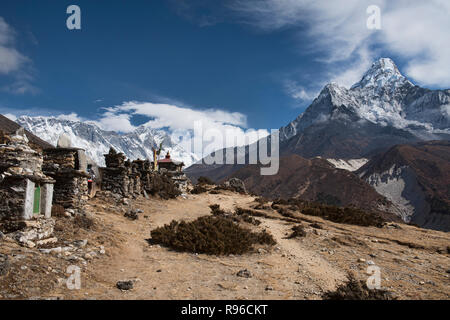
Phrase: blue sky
[{"left": 0, "top": 0, "right": 449, "bottom": 136}]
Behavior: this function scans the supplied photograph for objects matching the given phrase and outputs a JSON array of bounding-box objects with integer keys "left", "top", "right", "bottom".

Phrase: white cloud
[
  {"left": 3, "top": 101, "right": 268, "bottom": 157},
  {"left": 230, "top": 0, "right": 450, "bottom": 88},
  {"left": 96, "top": 101, "right": 269, "bottom": 155},
  {"left": 0, "top": 17, "right": 36, "bottom": 94},
  {"left": 283, "top": 79, "right": 320, "bottom": 104},
  {"left": 56, "top": 112, "right": 84, "bottom": 122},
  {"left": 95, "top": 110, "right": 136, "bottom": 133}
]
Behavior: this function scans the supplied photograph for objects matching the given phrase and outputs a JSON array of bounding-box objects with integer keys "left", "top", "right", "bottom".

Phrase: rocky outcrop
[
  {"left": 358, "top": 140, "right": 450, "bottom": 231},
  {"left": 224, "top": 178, "right": 247, "bottom": 194}
]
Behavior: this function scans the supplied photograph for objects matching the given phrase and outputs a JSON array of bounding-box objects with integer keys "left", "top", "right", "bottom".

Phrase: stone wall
[
  {"left": 0, "top": 178, "right": 26, "bottom": 220},
  {"left": 51, "top": 174, "right": 88, "bottom": 209},
  {"left": 101, "top": 167, "right": 130, "bottom": 196},
  {"left": 100, "top": 147, "right": 187, "bottom": 198},
  {"left": 43, "top": 148, "right": 89, "bottom": 210}
]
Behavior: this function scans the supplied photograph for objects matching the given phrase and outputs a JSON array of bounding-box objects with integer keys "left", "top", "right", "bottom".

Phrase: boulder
[
  {"left": 116, "top": 280, "right": 134, "bottom": 291},
  {"left": 236, "top": 269, "right": 252, "bottom": 278}
]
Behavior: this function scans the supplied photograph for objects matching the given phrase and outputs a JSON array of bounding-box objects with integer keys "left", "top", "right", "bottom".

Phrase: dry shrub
[
  {"left": 51, "top": 204, "right": 65, "bottom": 218},
  {"left": 235, "top": 207, "right": 266, "bottom": 218},
  {"left": 208, "top": 190, "right": 220, "bottom": 194},
  {"left": 287, "top": 225, "right": 306, "bottom": 239},
  {"left": 210, "top": 204, "right": 261, "bottom": 225},
  {"left": 255, "top": 197, "right": 269, "bottom": 204},
  {"left": 191, "top": 185, "right": 207, "bottom": 194},
  {"left": 273, "top": 198, "right": 385, "bottom": 228},
  {"left": 197, "top": 176, "right": 215, "bottom": 185},
  {"left": 213, "top": 185, "right": 235, "bottom": 192},
  {"left": 209, "top": 204, "right": 227, "bottom": 216},
  {"left": 238, "top": 214, "right": 261, "bottom": 226},
  {"left": 253, "top": 197, "right": 271, "bottom": 210},
  {"left": 150, "top": 215, "right": 276, "bottom": 255},
  {"left": 146, "top": 173, "right": 181, "bottom": 199},
  {"left": 322, "top": 274, "right": 395, "bottom": 300},
  {"left": 309, "top": 222, "right": 323, "bottom": 229}
]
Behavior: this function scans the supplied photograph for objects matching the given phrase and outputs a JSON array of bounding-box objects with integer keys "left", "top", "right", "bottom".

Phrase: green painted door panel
[{"left": 33, "top": 185, "right": 40, "bottom": 215}]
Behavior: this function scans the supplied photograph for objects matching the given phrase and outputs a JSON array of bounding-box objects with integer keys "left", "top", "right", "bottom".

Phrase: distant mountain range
[
  {"left": 8, "top": 58, "right": 450, "bottom": 230},
  {"left": 16, "top": 116, "right": 199, "bottom": 167},
  {"left": 186, "top": 58, "right": 450, "bottom": 230}
]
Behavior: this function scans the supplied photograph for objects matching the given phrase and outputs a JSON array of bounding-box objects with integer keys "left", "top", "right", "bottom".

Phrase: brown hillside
[{"left": 225, "top": 154, "right": 392, "bottom": 213}]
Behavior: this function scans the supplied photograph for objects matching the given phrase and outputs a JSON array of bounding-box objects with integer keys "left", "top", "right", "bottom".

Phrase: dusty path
[
  {"left": 49, "top": 193, "right": 348, "bottom": 299},
  {"left": 39, "top": 191, "right": 450, "bottom": 300}
]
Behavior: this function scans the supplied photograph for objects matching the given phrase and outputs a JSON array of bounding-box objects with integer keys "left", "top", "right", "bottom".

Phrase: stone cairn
[
  {"left": 0, "top": 129, "right": 56, "bottom": 248},
  {"left": 101, "top": 148, "right": 132, "bottom": 196},
  {"left": 100, "top": 148, "right": 182, "bottom": 199},
  {"left": 42, "top": 137, "right": 89, "bottom": 211},
  {"left": 0, "top": 129, "right": 55, "bottom": 220}
]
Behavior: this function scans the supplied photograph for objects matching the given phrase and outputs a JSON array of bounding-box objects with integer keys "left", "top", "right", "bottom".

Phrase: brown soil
[{"left": 0, "top": 191, "right": 449, "bottom": 300}]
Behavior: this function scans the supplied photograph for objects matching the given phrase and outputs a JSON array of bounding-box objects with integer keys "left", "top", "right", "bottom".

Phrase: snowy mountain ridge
[
  {"left": 16, "top": 116, "right": 199, "bottom": 167},
  {"left": 280, "top": 58, "right": 450, "bottom": 141}
]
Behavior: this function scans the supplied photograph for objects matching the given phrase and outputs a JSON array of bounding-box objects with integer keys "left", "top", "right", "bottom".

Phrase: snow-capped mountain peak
[
  {"left": 351, "top": 58, "right": 410, "bottom": 90},
  {"left": 279, "top": 58, "right": 449, "bottom": 143}
]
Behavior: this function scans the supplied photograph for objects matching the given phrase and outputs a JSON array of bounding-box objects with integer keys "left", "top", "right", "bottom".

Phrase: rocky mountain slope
[
  {"left": 223, "top": 154, "right": 394, "bottom": 215},
  {"left": 186, "top": 58, "right": 449, "bottom": 230},
  {"left": 187, "top": 58, "right": 449, "bottom": 175},
  {"left": 357, "top": 140, "right": 450, "bottom": 231},
  {"left": 16, "top": 116, "right": 199, "bottom": 167}
]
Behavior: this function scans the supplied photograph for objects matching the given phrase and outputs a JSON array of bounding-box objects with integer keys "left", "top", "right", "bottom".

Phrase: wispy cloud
[
  {"left": 283, "top": 79, "right": 320, "bottom": 106},
  {"left": 4, "top": 101, "right": 269, "bottom": 157},
  {"left": 0, "top": 17, "right": 37, "bottom": 94},
  {"left": 100, "top": 101, "right": 269, "bottom": 153},
  {"left": 229, "top": 0, "right": 450, "bottom": 88}
]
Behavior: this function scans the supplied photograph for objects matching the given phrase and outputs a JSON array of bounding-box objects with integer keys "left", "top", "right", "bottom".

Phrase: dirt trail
[
  {"left": 49, "top": 193, "right": 351, "bottom": 299},
  {"left": 4, "top": 190, "right": 448, "bottom": 300}
]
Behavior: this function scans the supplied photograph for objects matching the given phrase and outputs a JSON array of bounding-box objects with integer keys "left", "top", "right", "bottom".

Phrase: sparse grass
[
  {"left": 235, "top": 207, "right": 266, "bottom": 218},
  {"left": 322, "top": 274, "right": 395, "bottom": 300},
  {"left": 210, "top": 204, "right": 261, "bottom": 225},
  {"left": 213, "top": 185, "right": 235, "bottom": 192},
  {"left": 150, "top": 215, "right": 275, "bottom": 255}
]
